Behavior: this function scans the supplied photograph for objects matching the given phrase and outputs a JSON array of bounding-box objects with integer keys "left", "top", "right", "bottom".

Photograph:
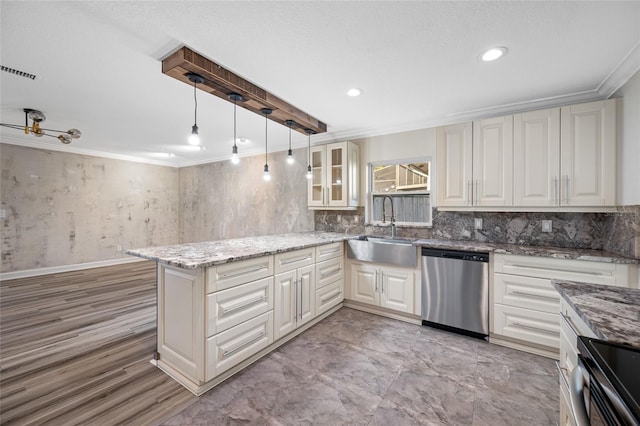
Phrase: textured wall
[
  {"left": 315, "top": 206, "right": 639, "bottom": 259},
  {"left": 179, "top": 148, "right": 314, "bottom": 243},
  {"left": 1, "top": 144, "right": 179, "bottom": 272}
]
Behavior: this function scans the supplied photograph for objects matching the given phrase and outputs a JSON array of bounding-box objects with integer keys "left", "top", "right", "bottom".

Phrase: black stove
[{"left": 577, "top": 336, "right": 640, "bottom": 425}]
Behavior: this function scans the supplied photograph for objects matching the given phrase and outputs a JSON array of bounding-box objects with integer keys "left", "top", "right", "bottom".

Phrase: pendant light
[
  {"left": 285, "top": 120, "right": 295, "bottom": 164},
  {"left": 186, "top": 73, "right": 204, "bottom": 145},
  {"left": 261, "top": 108, "right": 273, "bottom": 181},
  {"left": 305, "top": 128, "right": 314, "bottom": 179},
  {"left": 229, "top": 93, "right": 244, "bottom": 164}
]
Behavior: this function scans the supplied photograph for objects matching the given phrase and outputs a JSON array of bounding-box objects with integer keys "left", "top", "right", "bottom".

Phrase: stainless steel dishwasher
[{"left": 421, "top": 248, "right": 489, "bottom": 339}]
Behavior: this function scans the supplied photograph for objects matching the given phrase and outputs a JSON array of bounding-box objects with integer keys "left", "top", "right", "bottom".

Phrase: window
[{"left": 368, "top": 159, "right": 432, "bottom": 226}]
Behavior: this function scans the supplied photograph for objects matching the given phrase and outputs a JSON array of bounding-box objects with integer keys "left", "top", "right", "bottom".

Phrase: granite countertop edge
[
  {"left": 125, "top": 232, "right": 356, "bottom": 269},
  {"left": 413, "top": 239, "right": 639, "bottom": 265},
  {"left": 552, "top": 280, "right": 640, "bottom": 346}
]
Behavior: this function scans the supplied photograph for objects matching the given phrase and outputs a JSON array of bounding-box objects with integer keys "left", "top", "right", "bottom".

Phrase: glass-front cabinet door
[
  {"left": 307, "top": 146, "right": 326, "bottom": 207},
  {"left": 327, "top": 142, "right": 348, "bottom": 207}
]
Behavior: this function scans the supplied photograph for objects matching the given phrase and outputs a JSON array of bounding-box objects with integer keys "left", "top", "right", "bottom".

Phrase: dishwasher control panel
[{"left": 421, "top": 248, "right": 489, "bottom": 263}]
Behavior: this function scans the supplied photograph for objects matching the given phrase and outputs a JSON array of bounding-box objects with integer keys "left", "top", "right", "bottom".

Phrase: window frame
[{"left": 367, "top": 157, "right": 432, "bottom": 227}]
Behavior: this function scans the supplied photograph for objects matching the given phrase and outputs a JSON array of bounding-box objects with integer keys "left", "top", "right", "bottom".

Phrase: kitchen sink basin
[{"left": 346, "top": 236, "right": 418, "bottom": 268}]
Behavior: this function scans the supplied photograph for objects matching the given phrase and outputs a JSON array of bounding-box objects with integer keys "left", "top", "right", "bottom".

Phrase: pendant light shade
[
  {"left": 261, "top": 108, "right": 273, "bottom": 181},
  {"left": 305, "top": 128, "right": 314, "bottom": 179},
  {"left": 187, "top": 73, "right": 204, "bottom": 146},
  {"left": 285, "top": 120, "right": 295, "bottom": 165},
  {"left": 229, "top": 93, "right": 244, "bottom": 164}
]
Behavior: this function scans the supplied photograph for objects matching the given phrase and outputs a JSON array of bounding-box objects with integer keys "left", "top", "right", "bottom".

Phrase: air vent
[{"left": 1, "top": 65, "right": 37, "bottom": 80}]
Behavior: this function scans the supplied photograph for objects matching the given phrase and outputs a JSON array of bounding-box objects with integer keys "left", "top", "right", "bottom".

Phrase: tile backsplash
[{"left": 315, "top": 206, "right": 640, "bottom": 259}]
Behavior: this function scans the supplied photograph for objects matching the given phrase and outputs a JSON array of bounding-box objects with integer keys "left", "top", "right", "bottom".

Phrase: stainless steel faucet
[{"left": 381, "top": 195, "right": 396, "bottom": 238}]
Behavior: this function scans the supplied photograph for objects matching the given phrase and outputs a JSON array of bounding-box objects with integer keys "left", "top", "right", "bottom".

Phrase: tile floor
[{"left": 163, "top": 308, "right": 558, "bottom": 425}]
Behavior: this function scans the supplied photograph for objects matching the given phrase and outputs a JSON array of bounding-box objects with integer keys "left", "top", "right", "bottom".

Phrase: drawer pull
[
  {"left": 281, "top": 255, "right": 312, "bottom": 265},
  {"left": 222, "top": 295, "right": 267, "bottom": 314},
  {"left": 560, "top": 313, "right": 579, "bottom": 339},
  {"left": 321, "top": 289, "right": 342, "bottom": 304},
  {"left": 320, "top": 247, "right": 340, "bottom": 255},
  {"left": 512, "top": 290, "right": 559, "bottom": 301},
  {"left": 220, "top": 265, "right": 268, "bottom": 279},
  {"left": 511, "top": 322, "right": 558, "bottom": 336},
  {"left": 222, "top": 330, "right": 266, "bottom": 357},
  {"left": 320, "top": 267, "right": 342, "bottom": 278}
]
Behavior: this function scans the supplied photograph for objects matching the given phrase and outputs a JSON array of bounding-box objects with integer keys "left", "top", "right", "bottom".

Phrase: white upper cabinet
[
  {"left": 513, "top": 108, "right": 561, "bottom": 206},
  {"left": 308, "top": 141, "right": 359, "bottom": 210},
  {"left": 472, "top": 115, "right": 514, "bottom": 207},
  {"left": 436, "top": 122, "right": 473, "bottom": 207},
  {"left": 560, "top": 99, "right": 616, "bottom": 206},
  {"left": 436, "top": 117, "right": 512, "bottom": 208},
  {"left": 437, "top": 99, "right": 617, "bottom": 210}
]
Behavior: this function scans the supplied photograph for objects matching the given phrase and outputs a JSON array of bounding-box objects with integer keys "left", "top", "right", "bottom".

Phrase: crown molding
[
  {"left": 0, "top": 134, "right": 179, "bottom": 167},
  {"left": 597, "top": 40, "right": 640, "bottom": 98}
]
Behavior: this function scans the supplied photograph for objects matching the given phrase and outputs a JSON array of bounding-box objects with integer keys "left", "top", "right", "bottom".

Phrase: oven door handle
[{"left": 569, "top": 365, "right": 590, "bottom": 426}]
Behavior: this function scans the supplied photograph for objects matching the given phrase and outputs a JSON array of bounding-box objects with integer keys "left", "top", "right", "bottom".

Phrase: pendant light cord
[
  {"left": 288, "top": 123, "right": 292, "bottom": 151},
  {"left": 264, "top": 111, "right": 268, "bottom": 164},
  {"left": 193, "top": 79, "right": 198, "bottom": 125},
  {"left": 233, "top": 97, "right": 237, "bottom": 149}
]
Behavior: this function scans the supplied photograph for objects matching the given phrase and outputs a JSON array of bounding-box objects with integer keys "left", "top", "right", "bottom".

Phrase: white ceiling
[{"left": 1, "top": 1, "right": 639, "bottom": 167}]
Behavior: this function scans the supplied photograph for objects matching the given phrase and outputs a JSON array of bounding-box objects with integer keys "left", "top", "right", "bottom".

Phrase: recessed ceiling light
[
  {"left": 347, "top": 88, "right": 362, "bottom": 97},
  {"left": 481, "top": 47, "right": 508, "bottom": 62}
]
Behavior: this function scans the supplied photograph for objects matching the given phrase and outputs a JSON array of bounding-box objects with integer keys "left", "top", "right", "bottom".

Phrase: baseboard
[
  {"left": 489, "top": 334, "right": 559, "bottom": 360},
  {"left": 343, "top": 300, "right": 422, "bottom": 325},
  {"left": 0, "top": 257, "right": 147, "bottom": 281}
]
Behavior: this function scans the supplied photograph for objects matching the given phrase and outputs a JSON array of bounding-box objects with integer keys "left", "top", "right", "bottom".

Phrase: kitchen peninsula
[{"left": 126, "top": 232, "right": 352, "bottom": 395}]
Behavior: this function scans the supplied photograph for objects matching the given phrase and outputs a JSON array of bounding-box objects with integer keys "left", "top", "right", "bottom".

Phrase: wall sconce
[{"left": 0, "top": 108, "right": 81, "bottom": 144}]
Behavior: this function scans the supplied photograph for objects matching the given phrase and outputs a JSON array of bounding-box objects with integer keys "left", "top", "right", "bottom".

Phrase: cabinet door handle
[
  {"left": 222, "top": 295, "right": 267, "bottom": 314},
  {"left": 564, "top": 175, "right": 569, "bottom": 205},
  {"left": 475, "top": 179, "right": 479, "bottom": 205},
  {"left": 381, "top": 271, "right": 384, "bottom": 294},
  {"left": 511, "top": 322, "right": 557, "bottom": 336},
  {"left": 297, "top": 278, "right": 302, "bottom": 321},
  {"left": 221, "top": 265, "right": 268, "bottom": 279},
  {"left": 511, "top": 290, "right": 559, "bottom": 302},
  {"left": 552, "top": 177, "right": 559, "bottom": 205},
  {"left": 374, "top": 271, "right": 378, "bottom": 292},
  {"left": 467, "top": 180, "right": 472, "bottom": 206},
  {"left": 222, "top": 330, "right": 266, "bottom": 357}
]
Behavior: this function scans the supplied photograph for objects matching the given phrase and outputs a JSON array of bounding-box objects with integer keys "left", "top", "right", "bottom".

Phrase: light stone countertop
[
  {"left": 552, "top": 280, "right": 640, "bottom": 347},
  {"left": 126, "top": 232, "right": 354, "bottom": 269},
  {"left": 413, "top": 239, "right": 639, "bottom": 264}
]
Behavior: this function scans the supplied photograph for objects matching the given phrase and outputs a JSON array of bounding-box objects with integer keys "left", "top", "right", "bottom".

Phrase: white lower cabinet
[
  {"left": 492, "top": 253, "right": 636, "bottom": 356},
  {"left": 157, "top": 242, "right": 346, "bottom": 395},
  {"left": 274, "top": 265, "right": 315, "bottom": 340},
  {"left": 206, "top": 311, "right": 273, "bottom": 380},
  {"left": 349, "top": 262, "right": 415, "bottom": 314},
  {"left": 316, "top": 278, "right": 344, "bottom": 316}
]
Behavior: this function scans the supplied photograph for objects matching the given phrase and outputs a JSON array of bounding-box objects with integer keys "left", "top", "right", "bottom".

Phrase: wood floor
[{"left": 0, "top": 262, "right": 197, "bottom": 425}]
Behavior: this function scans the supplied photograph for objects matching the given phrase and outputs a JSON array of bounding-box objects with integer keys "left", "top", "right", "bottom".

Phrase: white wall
[
  {"left": 352, "top": 127, "right": 437, "bottom": 208},
  {"left": 615, "top": 69, "right": 640, "bottom": 205}
]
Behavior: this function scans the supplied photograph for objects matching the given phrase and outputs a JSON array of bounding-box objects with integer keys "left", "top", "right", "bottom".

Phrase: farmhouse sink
[{"left": 346, "top": 235, "right": 418, "bottom": 268}]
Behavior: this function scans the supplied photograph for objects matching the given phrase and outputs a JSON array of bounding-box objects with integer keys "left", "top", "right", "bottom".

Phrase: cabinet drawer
[
  {"left": 494, "top": 273, "right": 560, "bottom": 313},
  {"left": 493, "top": 253, "right": 625, "bottom": 286},
  {"left": 206, "top": 311, "right": 273, "bottom": 381},
  {"left": 316, "top": 257, "right": 344, "bottom": 289},
  {"left": 559, "top": 315, "right": 579, "bottom": 386},
  {"left": 207, "top": 256, "right": 274, "bottom": 293},
  {"left": 316, "top": 279, "right": 344, "bottom": 316},
  {"left": 206, "top": 277, "right": 273, "bottom": 337},
  {"left": 316, "top": 242, "right": 344, "bottom": 262},
  {"left": 493, "top": 304, "right": 560, "bottom": 349},
  {"left": 274, "top": 247, "right": 315, "bottom": 274}
]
